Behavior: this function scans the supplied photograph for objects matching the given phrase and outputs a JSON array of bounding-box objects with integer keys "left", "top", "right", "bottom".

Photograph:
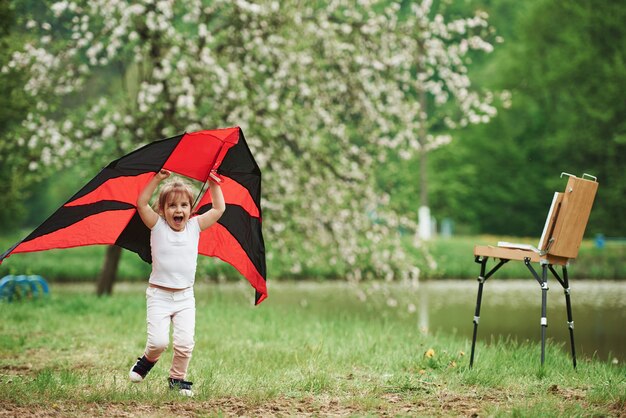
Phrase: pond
[
  {"left": 259, "top": 279, "right": 625, "bottom": 365},
  {"left": 414, "top": 279, "right": 626, "bottom": 363}
]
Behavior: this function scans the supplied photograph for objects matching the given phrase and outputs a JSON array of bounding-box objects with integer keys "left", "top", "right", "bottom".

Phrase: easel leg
[
  {"left": 563, "top": 268, "right": 577, "bottom": 369},
  {"left": 470, "top": 257, "right": 488, "bottom": 368},
  {"left": 540, "top": 264, "right": 549, "bottom": 366},
  {"left": 525, "top": 260, "right": 549, "bottom": 367},
  {"left": 549, "top": 265, "right": 577, "bottom": 369}
]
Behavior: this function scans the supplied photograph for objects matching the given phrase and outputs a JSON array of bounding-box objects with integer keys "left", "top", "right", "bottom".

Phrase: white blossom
[
  {"left": 51, "top": 1, "right": 69, "bottom": 16},
  {"left": 9, "top": 0, "right": 504, "bottom": 285},
  {"left": 102, "top": 123, "right": 117, "bottom": 138}
]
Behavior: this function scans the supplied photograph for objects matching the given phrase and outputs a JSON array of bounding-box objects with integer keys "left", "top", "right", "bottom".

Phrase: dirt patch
[
  {"left": 607, "top": 401, "right": 626, "bottom": 418},
  {"left": 0, "top": 392, "right": 515, "bottom": 417},
  {"left": 0, "top": 388, "right": 603, "bottom": 417},
  {"left": 0, "top": 363, "right": 35, "bottom": 380},
  {"left": 0, "top": 397, "right": 411, "bottom": 417},
  {"left": 0, "top": 364, "right": 34, "bottom": 374},
  {"left": 0, "top": 397, "right": 361, "bottom": 418},
  {"left": 0, "top": 397, "right": 458, "bottom": 418},
  {"left": 548, "top": 384, "right": 586, "bottom": 401}
]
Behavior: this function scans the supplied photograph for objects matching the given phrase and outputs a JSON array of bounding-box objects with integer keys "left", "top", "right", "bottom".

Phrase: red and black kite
[{"left": 0, "top": 127, "right": 267, "bottom": 304}]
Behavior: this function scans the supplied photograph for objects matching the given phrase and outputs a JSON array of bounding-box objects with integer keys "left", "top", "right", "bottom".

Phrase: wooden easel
[{"left": 470, "top": 173, "right": 599, "bottom": 368}]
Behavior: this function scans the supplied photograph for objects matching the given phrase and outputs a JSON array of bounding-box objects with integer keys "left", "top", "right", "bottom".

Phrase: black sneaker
[
  {"left": 168, "top": 377, "right": 194, "bottom": 397},
  {"left": 129, "top": 355, "right": 156, "bottom": 383}
]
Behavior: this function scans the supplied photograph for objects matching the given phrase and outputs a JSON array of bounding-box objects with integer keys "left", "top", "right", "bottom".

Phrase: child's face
[{"left": 163, "top": 193, "right": 192, "bottom": 231}]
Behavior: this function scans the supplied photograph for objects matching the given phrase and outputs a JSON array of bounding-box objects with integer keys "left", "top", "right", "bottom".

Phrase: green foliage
[
  {"left": 516, "top": 0, "right": 626, "bottom": 235},
  {"left": 428, "top": 108, "right": 553, "bottom": 236},
  {"left": 424, "top": 0, "right": 626, "bottom": 237},
  {"left": 0, "top": 2, "right": 35, "bottom": 232},
  {"left": 495, "top": 0, "right": 626, "bottom": 235}
]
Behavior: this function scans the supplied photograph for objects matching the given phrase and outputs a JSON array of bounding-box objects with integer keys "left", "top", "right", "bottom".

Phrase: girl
[{"left": 129, "top": 169, "right": 225, "bottom": 396}]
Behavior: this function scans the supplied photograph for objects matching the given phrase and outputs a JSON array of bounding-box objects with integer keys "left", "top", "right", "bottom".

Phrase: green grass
[
  {"left": 1, "top": 282, "right": 624, "bottom": 416},
  {"left": 2, "top": 232, "right": 625, "bottom": 281},
  {"left": 414, "top": 235, "right": 626, "bottom": 280}
]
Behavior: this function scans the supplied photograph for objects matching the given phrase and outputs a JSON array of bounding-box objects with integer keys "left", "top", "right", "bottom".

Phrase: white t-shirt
[{"left": 149, "top": 216, "right": 200, "bottom": 289}]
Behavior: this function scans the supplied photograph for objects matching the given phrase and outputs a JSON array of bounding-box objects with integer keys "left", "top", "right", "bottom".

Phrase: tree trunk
[
  {"left": 418, "top": 79, "right": 428, "bottom": 209},
  {"left": 417, "top": 74, "right": 432, "bottom": 240},
  {"left": 419, "top": 145, "right": 428, "bottom": 208},
  {"left": 97, "top": 245, "right": 122, "bottom": 296}
]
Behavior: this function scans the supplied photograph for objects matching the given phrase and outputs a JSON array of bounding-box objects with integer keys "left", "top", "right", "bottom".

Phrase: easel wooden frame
[{"left": 470, "top": 173, "right": 599, "bottom": 369}]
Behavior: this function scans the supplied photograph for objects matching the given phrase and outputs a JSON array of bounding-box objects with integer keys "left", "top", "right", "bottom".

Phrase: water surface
[
  {"left": 414, "top": 279, "right": 626, "bottom": 363},
  {"left": 263, "top": 279, "right": 625, "bottom": 363}
]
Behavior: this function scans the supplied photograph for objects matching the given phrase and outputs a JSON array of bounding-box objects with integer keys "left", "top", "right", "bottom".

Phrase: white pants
[{"left": 144, "top": 286, "right": 195, "bottom": 380}]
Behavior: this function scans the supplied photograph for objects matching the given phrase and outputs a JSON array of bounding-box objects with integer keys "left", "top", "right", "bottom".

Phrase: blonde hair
[{"left": 155, "top": 180, "right": 195, "bottom": 214}]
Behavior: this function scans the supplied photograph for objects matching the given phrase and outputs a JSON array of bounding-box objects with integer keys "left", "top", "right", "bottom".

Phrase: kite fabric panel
[{"left": 0, "top": 127, "right": 267, "bottom": 304}]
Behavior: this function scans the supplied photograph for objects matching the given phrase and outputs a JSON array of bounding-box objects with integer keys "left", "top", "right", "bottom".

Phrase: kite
[{"left": 0, "top": 127, "right": 267, "bottom": 304}]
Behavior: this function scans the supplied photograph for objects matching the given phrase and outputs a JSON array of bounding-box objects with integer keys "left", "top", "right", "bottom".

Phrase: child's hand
[
  {"left": 156, "top": 169, "right": 171, "bottom": 180},
  {"left": 209, "top": 170, "right": 223, "bottom": 184}
]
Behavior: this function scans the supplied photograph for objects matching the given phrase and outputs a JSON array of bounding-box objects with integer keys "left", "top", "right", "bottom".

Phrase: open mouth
[{"left": 174, "top": 216, "right": 184, "bottom": 223}]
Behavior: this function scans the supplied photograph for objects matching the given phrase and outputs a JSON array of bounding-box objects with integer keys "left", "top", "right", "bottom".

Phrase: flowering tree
[
  {"left": 397, "top": 1, "right": 504, "bottom": 239},
  {"left": 4, "top": 0, "right": 502, "bottom": 292}
]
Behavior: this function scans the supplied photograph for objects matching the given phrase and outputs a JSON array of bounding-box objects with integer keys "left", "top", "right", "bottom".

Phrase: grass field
[
  {"left": 1, "top": 233, "right": 625, "bottom": 282},
  {"left": 1, "top": 282, "right": 624, "bottom": 416}
]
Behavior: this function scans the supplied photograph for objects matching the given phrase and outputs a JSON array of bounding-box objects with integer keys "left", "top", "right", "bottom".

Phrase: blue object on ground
[
  {"left": 595, "top": 234, "right": 605, "bottom": 249},
  {"left": 0, "top": 275, "right": 50, "bottom": 302}
]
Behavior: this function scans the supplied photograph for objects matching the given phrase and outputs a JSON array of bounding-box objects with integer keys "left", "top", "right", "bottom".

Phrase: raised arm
[
  {"left": 137, "top": 170, "right": 170, "bottom": 229},
  {"left": 197, "top": 179, "right": 225, "bottom": 231}
]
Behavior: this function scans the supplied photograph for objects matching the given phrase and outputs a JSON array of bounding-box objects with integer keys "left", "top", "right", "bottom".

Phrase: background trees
[
  {"left": 510, "top": 0, "right": 626, "bottom": 234},
  {"left": 2, "top": 0, "right": 501, "bottom": 288},
  {"left": 0, "top": 1, "right": 37, "bottom": 230},
  {"left": 1, "top": 0, "right": 624, "bottom": 285},
  {"left": 425, "top": 0, "right": 626, "bottom": 237}
]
